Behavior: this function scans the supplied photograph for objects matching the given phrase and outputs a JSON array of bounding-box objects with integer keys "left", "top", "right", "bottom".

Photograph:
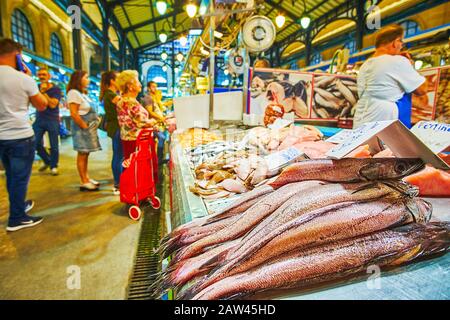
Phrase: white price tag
[
  {"left": 410, "top": 121, "right": 450, "bottom": 154},
  {"left": 326, "top": 129, "right": 354, "bottom": 144},
  {"left": 264, "top": 147, "right": 304, "bottom": 173},
  {"left": 326, "top": 120, "right": 395, "bottom": 158}
]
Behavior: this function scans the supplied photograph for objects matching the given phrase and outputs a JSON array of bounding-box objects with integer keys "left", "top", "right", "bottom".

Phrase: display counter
[{"left": 166, "top": 128, "right": 449, "bottom": 300}]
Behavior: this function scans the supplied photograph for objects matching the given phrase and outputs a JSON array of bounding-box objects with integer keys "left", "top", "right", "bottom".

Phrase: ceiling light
[
  {"left": 156, "top": 1, "right": 167, "bottom": 15},
  {"left": 300, "top": 15, "right": 311, "bottom": 29},
  {"left": 199, "top": 4, "right": 207, "bottom": 15},
  {"left": 159, "top": 33, "right": 168, "bottom": 43},
  {"left": 414, "top": 60, "right": 424, "bottom": 70},
  {"left": 275, "top": 14, "right": 285, "bottom": 28},
  {"left": 176, "top": 52, "right": 184, "bottom": 62},
  {"left": 179, "top": 35, "right": 188, "bottom": 47},
  {"left": 174, "top": 67, "right": 179, "bottom": 73},
  {"left": 162, "top": 65, "right": 168, "bottom": 72},
  {"left": 224, "top": 69, "right": 229, "bottom": 75},
  {"left": 186, "top": 3, "right": 198, "bottom": 18},
  {"left": 161, "top": 51, "right": 168, "bottom": 61}
]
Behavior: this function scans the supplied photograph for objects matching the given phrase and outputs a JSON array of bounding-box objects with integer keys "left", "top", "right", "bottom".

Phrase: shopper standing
[
  {"left": 0, "top": 39, "right": 48, "bottom": 231},
  {"left": 100, "top": 71, "right": 122, "bottom": 195},
  {"left": 142, "top": 81, "right": 167, "bottom": 162},
  {"left": 353, "top": 25, "right": 427, "bottom": 129},
  {"left": 115, "top": 70, "right": 157, "bottom": 161},
  {"left": 34, "top": 67, "right": 62, "bottom": 175},
  {"left": 67, "top": 70, "right": 102, "bottom": 191}
]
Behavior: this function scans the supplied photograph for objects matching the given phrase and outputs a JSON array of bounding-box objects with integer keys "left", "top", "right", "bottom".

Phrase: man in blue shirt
[{"left": 34, "top": 68, "right": 62, "bottom": 175}]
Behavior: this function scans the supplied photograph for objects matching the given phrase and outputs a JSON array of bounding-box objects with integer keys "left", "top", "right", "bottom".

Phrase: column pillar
[
  {"left": 355, "top": 0, "right": 365, "bottom": 51},
  {"left": 102, "top": 5, "right": 111, "bottom": 71},
  {"left": 71, "top": 0, "right": 83, "bottom": 70},
  {"left": 305, "top": 29, "right": 312, "bottom": 67}
]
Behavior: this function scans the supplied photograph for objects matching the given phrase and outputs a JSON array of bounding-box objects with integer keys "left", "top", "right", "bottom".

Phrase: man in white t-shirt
[
  {"left": 353, "top": 25, "right": 427, "bottom": 129},
  {"left": 0, "top": 38, "right": 48, "bottom": 232}
]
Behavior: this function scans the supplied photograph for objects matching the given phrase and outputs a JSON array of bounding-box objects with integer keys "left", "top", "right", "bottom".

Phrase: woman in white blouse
[{"left": 67, "top": 70, "right": 102, "bottom": 191}]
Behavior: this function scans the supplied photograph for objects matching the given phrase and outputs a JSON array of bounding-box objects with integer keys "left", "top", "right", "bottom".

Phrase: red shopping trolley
[{"left": 120, "top": 129, "right": 161, "bottom": 220}]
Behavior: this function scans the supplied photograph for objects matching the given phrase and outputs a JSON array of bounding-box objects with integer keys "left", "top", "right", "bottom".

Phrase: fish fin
[
  {"left": 382, "top": 180, "right": 419, "bottom": 197},
  {"left": 176, "top": 275, "right": 209, "bottom": 300},
  {"left": 200, "top": 214, "right": 233, "bottom": 226},
  {"left": 220, "top": 291, "right": 250, "bottom": 300},
  {"left": 198, "top": 250, "right": 229, "bottom": 272},
  {"left": 351, "top": 182, "right": 377, "bottom": 194}
]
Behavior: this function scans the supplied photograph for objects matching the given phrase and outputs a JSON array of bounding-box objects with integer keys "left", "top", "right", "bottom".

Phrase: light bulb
[
  {"left": 414, "top": 60, "right": 423, "bottom": 70},
  {"left": 199, "top": 5, "right": 207, "bottom": 15},
  {"left": 156, "top": 1, "right": 167, "bottom": 15},
  {"left": 300, "top": 15, "right": 311, "bottom": 29},
  {"left": 179, "top": 35, "right": 188, "bottom": 47},
  {"left": 159, "top": 33, "right": 167, "bottom": 43},
  {"left": 176, "top": 52, "right": 184, "bottom": 62},
  {"left": 186, "top": 3, "right": 197, "bottom": 18},
  {"left": 161, "top": 51, "right": 168, "bottom": 60},
  {"left": 174, "top": 67, "right": 179, "bottom": 73},
  {"left": 275, "top": 14, "right": 285, "bottom": 28},
  {"left": 162, "top": 65, "right": 168, "bottom": 72},
  {"left": 59, "top": 68, "right": 66, "bottom": 75},
  {"left": 224, "top": 69, "right": 229, "bottom": 75}
]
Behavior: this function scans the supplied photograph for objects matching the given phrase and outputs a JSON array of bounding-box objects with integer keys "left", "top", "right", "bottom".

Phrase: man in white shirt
[
  {"left": 353, "top": 24, "right": 427, "bottom": 128},
  {"left": 0, "top": 38, "right": 48, "bottom": 232}
]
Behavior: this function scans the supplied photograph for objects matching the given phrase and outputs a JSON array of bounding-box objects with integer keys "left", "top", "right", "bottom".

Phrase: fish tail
[{"left": 159, "top": 236, "right": 187, "bottom": 259}]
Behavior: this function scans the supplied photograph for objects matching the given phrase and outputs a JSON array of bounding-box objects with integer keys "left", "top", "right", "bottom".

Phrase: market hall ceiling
[{"left": 80, "top": 0, "right": 356, "bottom": 51}]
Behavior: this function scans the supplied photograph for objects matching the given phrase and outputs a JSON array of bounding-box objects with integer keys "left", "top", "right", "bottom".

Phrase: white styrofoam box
[
  {"left": 173, "top": 94, "right": 210, "bottom": 129},
  {"left": 212, "top": 91, "right": 243, "bottom": 121}
]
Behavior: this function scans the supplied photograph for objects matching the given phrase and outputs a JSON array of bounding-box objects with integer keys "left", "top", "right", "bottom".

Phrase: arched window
[
  {"left": 11, "top": 9, "right": 35, "bottom": 51},
  {"left": 50, "top": 33, "right": 64, "bottom": 64},
  {"left": 345, "top": 39, "right": 357, "bottom": 55},
  {"left": 400, "top": 20, "right": 420, "bottom": 37},
  {"left": 311, "top": 52, "right": 322, "bottom": 66},
  {"left": 147, "top": 65, "right": 168, "bottom": 94}
]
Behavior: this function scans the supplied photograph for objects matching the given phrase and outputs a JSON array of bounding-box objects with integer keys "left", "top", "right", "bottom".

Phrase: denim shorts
[{"left": 71, "top": 110, "right": 101, "bottom": 153}]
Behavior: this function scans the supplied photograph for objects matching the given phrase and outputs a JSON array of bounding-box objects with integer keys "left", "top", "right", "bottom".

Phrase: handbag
[{"left": 98, "top": 114, "right": 108, "bottom": 132}]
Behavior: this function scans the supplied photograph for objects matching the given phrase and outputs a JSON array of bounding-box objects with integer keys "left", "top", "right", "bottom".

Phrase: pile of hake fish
[{"left": 153, "top": 158, "right": 450, "bottom": 300}]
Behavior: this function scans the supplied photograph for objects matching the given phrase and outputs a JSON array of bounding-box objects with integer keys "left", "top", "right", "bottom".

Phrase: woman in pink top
[{"left": 115, "top": 70, "right": 157, "bottom": 160}]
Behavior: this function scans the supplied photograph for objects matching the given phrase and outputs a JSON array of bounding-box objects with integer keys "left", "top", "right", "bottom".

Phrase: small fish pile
[
  {"left": 186, "top": 141, "right": 242, "bottom": 169},
  {"left": 312, "top": 76, "right": 358, "bottom": 119},
  {"left": 152, "top": 158, "right": 443, "bottom": 300},
  {"left": 190, "top": 151, "right": 271, "bottom": 199},
  {"left": 176, "top": 128, "right": 223, "bottom": 148}
]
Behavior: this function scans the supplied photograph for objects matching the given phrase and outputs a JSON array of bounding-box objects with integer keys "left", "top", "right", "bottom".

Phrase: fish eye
[{"left": 395, "top": 162, "right": 407, "bottom": 172}]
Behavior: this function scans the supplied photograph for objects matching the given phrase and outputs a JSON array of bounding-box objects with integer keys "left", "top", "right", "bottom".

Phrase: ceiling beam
[
  {"left": 135, "top": 31, "right": 185, "bottom": 52},
  {"left": 264, "top": 0, "right": 300, "bottom": 21},
  {"left": 276, "top": 0, "right": 329, "bottom": 42},
  {"left": 149, "top": 0, "right": 157, "bottom": 44},
  {"left": 123, "top": 7, "right": 183, "bottom": 33}
]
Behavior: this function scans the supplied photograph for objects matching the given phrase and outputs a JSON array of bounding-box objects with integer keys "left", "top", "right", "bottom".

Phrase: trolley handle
[{"left": 136, "top": 128, "right": 154, "bottom": 144}]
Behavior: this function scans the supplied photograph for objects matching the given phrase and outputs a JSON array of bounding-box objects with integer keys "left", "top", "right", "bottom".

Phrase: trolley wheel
[
  {"left": 128, "top": 205, "right": 142, "bottom": 221},
  {"left": 151, "top": 196, "right": 161, "bottom": 210}
]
